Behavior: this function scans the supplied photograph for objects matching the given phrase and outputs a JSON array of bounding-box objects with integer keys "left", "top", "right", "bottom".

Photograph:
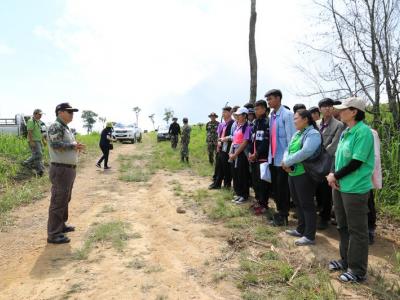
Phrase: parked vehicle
[
  {"left": 113, "top": 123, "right": 142, "bottom": 143},
  {"left": 0, "top": 114, "right": 27, "bottom": 136},
  {"left": 157, "top": 126, "right": 170, "bottom": 142}
]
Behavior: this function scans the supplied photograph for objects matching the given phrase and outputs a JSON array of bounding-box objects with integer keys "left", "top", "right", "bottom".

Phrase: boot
[{"left": 185, "top": 156, "right": 189, "bottom": 163}]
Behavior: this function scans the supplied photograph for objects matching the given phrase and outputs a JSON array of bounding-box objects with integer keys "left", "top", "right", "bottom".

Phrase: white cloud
[
  {"left": 0, "top": 43, "right": 15, "bottom": 55},
  {"left": 32, "top": 0, "right": 311, "bottom": 130}
]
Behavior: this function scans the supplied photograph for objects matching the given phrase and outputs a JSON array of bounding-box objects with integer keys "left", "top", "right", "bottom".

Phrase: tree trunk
[{"left": 249, "top": 0, "right": 257, "bottom": 103}]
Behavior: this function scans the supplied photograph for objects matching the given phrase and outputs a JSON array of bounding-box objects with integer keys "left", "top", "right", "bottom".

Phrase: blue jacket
[
  {"left": 283, "top": 126, "right": 322, "bottom": 167},
  {"left": 268, "top": 105, "right": 296, "bottom": 166}
]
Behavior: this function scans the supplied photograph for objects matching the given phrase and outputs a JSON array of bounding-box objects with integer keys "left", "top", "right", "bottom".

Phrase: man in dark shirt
[{"left": 168, "top": 117, "right": 181, "bottom": 149}]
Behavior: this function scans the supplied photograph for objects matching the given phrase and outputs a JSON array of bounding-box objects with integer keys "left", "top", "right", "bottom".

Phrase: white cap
[
  {"left": 233, "top": 107, "right": 249, "bottom": 115},
  {"left": 333, "top": 97, "right": 367, "bottom": 112}
]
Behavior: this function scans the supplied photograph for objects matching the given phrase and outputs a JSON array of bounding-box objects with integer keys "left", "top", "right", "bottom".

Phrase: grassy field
[{"left": 0, "top": 132, "right": 101, "bottom": 227}]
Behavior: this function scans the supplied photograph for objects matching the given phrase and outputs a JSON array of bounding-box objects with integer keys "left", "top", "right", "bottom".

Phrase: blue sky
[{"left": 0, "top": 0, "right": 316, "bottom": 132}]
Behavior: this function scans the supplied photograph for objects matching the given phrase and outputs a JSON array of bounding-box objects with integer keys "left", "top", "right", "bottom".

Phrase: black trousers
[
  {"left": 368, "top": 190, "right": 377, "bottom": 230},
  {"left": 251, "top": 162, "right": 270, "bottom": 208},
  {"left": 270, "top": 165, "right": 290, "bottom": 217},
  {"left": 288, "top": 173, "right": 317, "bottom": 240},
  {"left": 231, "top": 152, "right": 250, "bottom": 198},
  {"left": 213, "top": 151, "right": 232, "bottom": 188},
  {"left": 315, "top": 179, "right": 333, "bottom": 221},
  {"left": 98, "top": 145, "right": 110, "bottom": 167}
]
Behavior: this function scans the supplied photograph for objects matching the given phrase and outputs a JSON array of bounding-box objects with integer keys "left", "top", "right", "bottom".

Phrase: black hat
[
  {"left": 255, "top": 99, "right": 268, "bottom": 109},
  {"left": 308, "top": 106, "right": 320, "bottom": 114},
  {"left": 55, "top": 102, "right": 79, "bottom": 114},
  {"left": 183, "top": 117, "right": 188, "bottom": 123},
  {"left": 318, "top": 98, "right": 335, "bottom": 108},
  {"left": 333, "top": 100, "right": 342, "bottom": 106},
  {"left": 208, "top": 112, "right": 219, "bottom": 118},
  {"left": 172, "top": 117, "right": 178, "bottom": 121},
  {"left": 244, "top": 102, "right": 254, "bottom": 109},
  {"left": 264, "top": 89, "right": 282, "bottom": 99},
  {"left": 293, "top": 103, "right": 306, "bottom": 113},
  {"left": 222, "top": 106, "right": 232, "bottom": 112}
]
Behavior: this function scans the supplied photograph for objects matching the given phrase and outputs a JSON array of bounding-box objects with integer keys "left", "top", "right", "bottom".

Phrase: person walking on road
[
  {"left": 206, "top": 112, "right": 219, "bottom": 165},
  {"left": 47, "top": 102, "right": 85, "bottom": 244},
  {"left": 180, "top": 118, "right": 191, "bottom": 163},
  {"left": 169, "top": 117, "right": 181, "bottom": 149},
  {"left": 23, "top": 109, "right": 46, "bottom": 176},
  {"left": 96, "top": 122, "right": 116, "bottom": 170}
]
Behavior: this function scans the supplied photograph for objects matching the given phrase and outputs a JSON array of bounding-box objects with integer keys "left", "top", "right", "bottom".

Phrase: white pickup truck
[
  {"left": 113, "top": 123, "right": 143, "bottom": 143},
  {"left": 0, "top": 114, "right": 27, "bottom": 136}
]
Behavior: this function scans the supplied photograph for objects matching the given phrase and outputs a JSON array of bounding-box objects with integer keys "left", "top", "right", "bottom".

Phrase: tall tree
[
  {"left": 148, "top": 113, "right": 156, "bottom": 130},
  {"left": 81, "top": 110, "right": 98, "bottom": 134},
  {"left": 163, "top": 108, "right": 174, "bottom": 124},
  {"left": 249, "top": 0, "right": 258, "bottom": 103},
  {"left": 133, "top": 106, "right": 141, "bottom": 127}
]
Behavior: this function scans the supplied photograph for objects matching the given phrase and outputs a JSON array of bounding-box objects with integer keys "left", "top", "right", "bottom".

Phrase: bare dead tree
[
  {"left": 249, "top": 0, "right": 257, "bottom": 103},
  {"left": 296, "top": 0, "right": 400, "bottom": 127}
]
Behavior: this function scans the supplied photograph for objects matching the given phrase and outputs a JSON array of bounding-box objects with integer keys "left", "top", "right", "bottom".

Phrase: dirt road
[{"left": 0, "top": 144, "right": 240, "bottom": 300}]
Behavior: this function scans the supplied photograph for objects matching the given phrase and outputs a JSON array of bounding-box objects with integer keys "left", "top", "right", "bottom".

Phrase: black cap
[
  {"left": 318, "top": 98, "right": 335, "bottom": 108},
  {"left": 309, "top": 106, "right": 320, "bottom": 114},
  {"left": 183, "top": 117, "right": 188, "bottom": 123},
  {"left": 264, "top": 89, "right": 282, "bottom": 99},
  {"left": 55, "top": 102, "right": 79, "bottom": 114},
  {"left": 244, "top": 102, "right": 254, "bottom": 109},
  {"left": 172, "top": 117, "right": 178, "bottom": 121},
  {"left": 333, "top": 100, "right": 342, "bottom": 106},
  {"left": 255, "top": 99, "right": 268, "bottom": 109},
  {"left": 293, "top": 103, "right": 306, "bottom": 113},
  {"left": 222, "top": 106, "right": 232, "bottom": 112}
]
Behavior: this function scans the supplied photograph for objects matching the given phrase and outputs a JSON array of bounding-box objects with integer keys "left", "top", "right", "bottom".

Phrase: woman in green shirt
[
  {"left": 326, "top": 97, "right": 374, "bottom": 283},
  {"left": 282, "top": 109, "right": 321, "bottom": 246}
]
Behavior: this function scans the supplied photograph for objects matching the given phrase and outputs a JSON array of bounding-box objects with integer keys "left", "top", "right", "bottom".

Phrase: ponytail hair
[{"left": 296, "top": 109, "right": 319, "bottom": 130}]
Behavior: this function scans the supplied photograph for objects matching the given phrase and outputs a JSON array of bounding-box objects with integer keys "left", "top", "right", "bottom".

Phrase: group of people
[
  {"left": 204, "top": 89, "right": 381, "bottom": 283},
  {"left": 168, "top": 117, "right": 192, "bottom": 163}
]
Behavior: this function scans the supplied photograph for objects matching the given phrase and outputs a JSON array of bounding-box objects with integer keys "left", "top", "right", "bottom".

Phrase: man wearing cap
[
  {"left": 206, "top": 112, "right": 219, "bottom": 164},
  {"left": 315, "top": 98, "right": 345, "bottom": 230},
  {"left": 209, "top": 106, "right": 234, "bottom": 190},
  {"left": 266, "top": 89, "right": 296, "bottom": 226},
  {"left": 180, "top": 118, "right": 191, "bottom": 163},
  {"left": 47, "top": 103, "right": 85, "bottom": 244},
  {"left": 169, "top": 117, "right": 181, "bottom": 149},
  {"left": 23, "top": 109, "right": 46, "bottom": 176}
]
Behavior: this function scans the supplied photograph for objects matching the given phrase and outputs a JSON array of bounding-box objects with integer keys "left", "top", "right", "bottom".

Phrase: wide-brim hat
[{"left": 208, "top": 112, "right": 218, "bottom": 118}]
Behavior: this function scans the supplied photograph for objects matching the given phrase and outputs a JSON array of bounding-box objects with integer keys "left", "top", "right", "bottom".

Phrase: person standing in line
[
  {"left": 209, "top": 106, "right": 234, "bottom": 190},
  {"left": 327, "top": 97, "right": 374, "bottom": 283},
  {"left": 169, "top": 117, "right": 181, "bottom": 149},
  {"left": 96, "top": 122, "right": 116, "bottom": 170},
  {"left": 23, "top": 109, "right": 46, "bottom": 176},
  {"left": 309, "top": 106, "right": 321, "bottom": 123},
  {"left": 180, "top": 118, "right": 191, "bottom": 163},
  {"left": 282, "top": 109, "right": 322, "bottom": 246},
  {"left": 315, "top": 98, "right": 345, "bottom": 230},
  {"left": 248, "top": 100, "right": 270, "bottom": 215},
  {"left": 47, "top": 103, "right": 85, "bottom": 244},
  {"left": 206, "top": 113, "right": 219, "bottom": 165},
  {"left": 266, "top": 89, "right": 296, "bottom": 226}
]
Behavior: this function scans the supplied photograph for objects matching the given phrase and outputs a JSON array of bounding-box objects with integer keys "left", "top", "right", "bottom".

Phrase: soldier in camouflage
[
  {"left": 206, "top": 112, "right": 219, "bottom": 164},
  {"left": 180, "top": 118, "right": 191, "bottom": 163},
  {"left": 168, "top": 117, "right": 181, "bottom": 149}
]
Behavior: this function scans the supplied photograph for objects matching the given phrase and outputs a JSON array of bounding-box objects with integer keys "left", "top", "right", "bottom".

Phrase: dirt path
[{"left": 0, "top": 144, "right": 240, "bottom": 300}]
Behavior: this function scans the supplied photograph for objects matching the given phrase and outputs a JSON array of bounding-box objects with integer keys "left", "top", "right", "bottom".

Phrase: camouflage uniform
[
  {"left": 206, "top": 120, "right": 219, "bottom": 164},
  {"left": 180, "top": 124, "right": 191, "bottom": 162}
]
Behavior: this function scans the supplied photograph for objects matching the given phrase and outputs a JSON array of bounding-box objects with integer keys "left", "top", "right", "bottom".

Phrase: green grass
[{"left": 74, "top": 221, "right": 137, "bottom": 260}]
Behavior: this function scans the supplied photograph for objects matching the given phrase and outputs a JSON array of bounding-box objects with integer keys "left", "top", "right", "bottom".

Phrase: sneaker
[
  {"left": 104, "top": 166, "right": 112, "bottom": 170},
  {"left": 339, "top": 271, "right": 367, "bottom": 283},
  {"left": 96, "top": 163, "right": 101, "bottom": 168},
  {"left": 231, "top": 196, "right": 241, "bottom": 203},
  {"left": 234, "top": 197, "right": 248, "bottom": 204},
  {"left": 328, "top": 260, "right": 346, "bottom": 272},
  {"left": 285, "top": 229, "right": 302, "bottom": 237},
  {"left": 253, "top": 206, "right": 266, "bottom": 216},
  {"left": 294, "top": 236, "right": 315, "bottom": 246},
  {"left": 317, "top": 220, "right": 330, "bottom": 230}
]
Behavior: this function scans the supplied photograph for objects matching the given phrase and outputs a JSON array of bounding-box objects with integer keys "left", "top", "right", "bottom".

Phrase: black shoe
[
  {"left": 47, "top": 234, "right": 70, "bottom": 244},
  {"left": 317, "top": 220, "right": 330, "bottom": 230},
  {"left": 208, "top": 184, "right": 221, "bottom": 190},
  {"left": 104, "top": 166, "right": 112, "bottom": 170},
  {"left": 62, "top": 225, "right": 75, "bottom": 233},
  {"left": 270, "top": 214, "right": 288, "bottom": 227}
]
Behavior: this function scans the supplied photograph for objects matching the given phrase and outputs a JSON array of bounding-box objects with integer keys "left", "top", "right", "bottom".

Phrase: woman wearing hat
[
  {"left": 326, "top": 97, "right": 374, "bottom": 283},
  {"left": 96, "top": 122, "right": 116, "bottom": 169},
  {"left": 229, "top": 107, "right": 252, "bottom": 204}
]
